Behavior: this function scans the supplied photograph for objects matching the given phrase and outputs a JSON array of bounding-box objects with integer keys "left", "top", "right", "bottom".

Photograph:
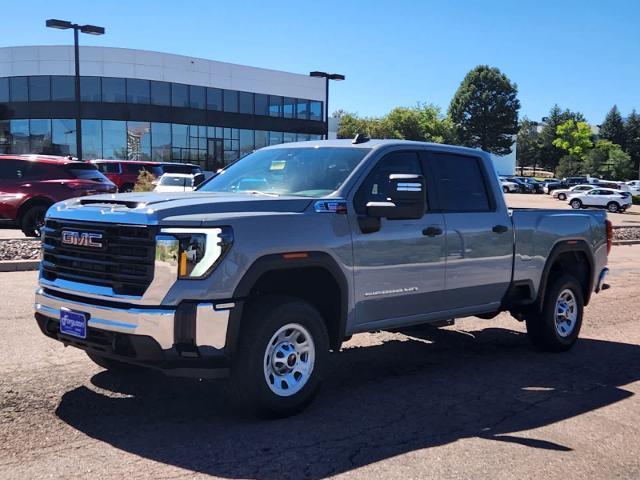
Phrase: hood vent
[{"left": 79, "top": 198, "right": 144, "bottom": 209}]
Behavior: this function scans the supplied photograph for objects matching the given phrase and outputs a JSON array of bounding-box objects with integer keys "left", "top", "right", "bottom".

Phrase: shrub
[
  {"left": 133, "top": 170, "right": 156, "bottom": 192},
  {"left": 633, "top": 195, "right": 640, "bottom": 206}
]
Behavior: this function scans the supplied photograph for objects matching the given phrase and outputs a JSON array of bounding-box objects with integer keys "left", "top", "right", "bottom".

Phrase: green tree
[
  {"left": 600, "top": 147, "right": 633, "bottom": 180},
  {"left": 599, "top": 105, "right": 626, "bottom": 149},
  {"left": 555, "top": 155, "right": 583, "bottom": 178},
  {"left": 516, "top": 117, "right": 542, "bottom": 173},
  {"left": 582, "top": 140, "right": 614, "bottom": 174},
  {"left": 624, "top": 109, "right": 640, "bottom": 179},
  {"left": 553, "top": 120, "right": 593, "bottom": 158},
  {"left": 538, "top": 105, "right": 585, "bottom": 171},
  {"left": 448, "top": 65, "right": 520, "bottom": 155}
]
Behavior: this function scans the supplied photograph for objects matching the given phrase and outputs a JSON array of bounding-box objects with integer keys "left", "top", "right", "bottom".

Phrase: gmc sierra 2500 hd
[{"left": 34, "top": 138, "right": 611, "bottom": 416}]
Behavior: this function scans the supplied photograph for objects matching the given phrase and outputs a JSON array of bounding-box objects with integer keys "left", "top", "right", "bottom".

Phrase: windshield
[
  {"left": 159, "top": 175, "right": 192, "bottom": 187},
  {"left": 198, "top": 147, "right": 370, "bottom": 197},
  {"left": 65, "top": 164, "right": 110, "bottom": 182}
]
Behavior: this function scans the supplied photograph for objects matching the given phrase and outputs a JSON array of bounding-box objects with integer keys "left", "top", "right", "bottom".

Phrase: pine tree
[
  {"left": 448, "top": 65, "right": 520, "bottom": 155},
  {"left": 624, "top": 109, "right": 640, "bottom": 179},
  {"left": 599, "top": 105, "right": 626, "bottom": 149}
]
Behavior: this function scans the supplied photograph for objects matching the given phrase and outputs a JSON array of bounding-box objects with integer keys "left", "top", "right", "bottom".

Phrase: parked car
[
  {"left": 506, "top": 176, "right": 535, "bottom": 193},
  {"left": 0, "top": 155, "right": 116, "bottom": 236},
  {"left": 91, "top": 160, "right": 164, "bottom": 192},
  {"left": 569, "top": 188, "right": 632, "bottom": 213},
  {"left": 161, "top": 162, "right": 203, "bottom": 175},
  {"left": 627, "top": 180, "right": 640, "bottom": 195},
  {"left": 544, "top": 176, "right": 589, "bottom": 194},
  {"left": 154, "top": 173, "right": 205, "bottom": 192},
  {"left": 519, "top": 177, "right": 545, "bottom": 193},
  {"left": 552, "top": 184, "right": 596, "bottom": 200},
  {"left": 35, "top": 139, "right": 611, "bottom": 416},
  {"left": 500, "top": 178, "right": 519, "bottom": 193}
]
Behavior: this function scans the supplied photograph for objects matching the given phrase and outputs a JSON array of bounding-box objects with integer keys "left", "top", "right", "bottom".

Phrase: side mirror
[
  {"left": 193, "top": 173, "right": 205, "bottom": 187},
  {"left": 366, "top": 174, "right": 426, "bottom": 220}
]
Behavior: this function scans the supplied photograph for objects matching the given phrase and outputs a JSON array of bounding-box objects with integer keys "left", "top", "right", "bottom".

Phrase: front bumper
[{"left": 34, "top": 287, "right": 235, "bottom": 377}]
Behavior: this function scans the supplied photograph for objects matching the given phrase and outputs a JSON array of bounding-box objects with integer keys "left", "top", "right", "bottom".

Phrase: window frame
[{"left": 425, "top": 150, "right": 496, "bottom": 213}]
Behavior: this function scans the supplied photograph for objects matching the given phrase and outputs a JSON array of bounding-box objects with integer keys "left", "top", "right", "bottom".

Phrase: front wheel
[
  {"left": 570, "top": 199, "right": 582, "bottom": 209},
  {"left": 230, "top": 296, "right": 329, "bottom": 417},
  {"left": 607, "top": 202, "right": 620, "bottom": 213},
  {"left": 20, "top": 205, "right": 48, "bottom": 237},
  {"left": 558, "top": 193, "right": 566, "bottom": 201},
  {"left": 525, "top": 274, "right": 584, "bottom": 352}
]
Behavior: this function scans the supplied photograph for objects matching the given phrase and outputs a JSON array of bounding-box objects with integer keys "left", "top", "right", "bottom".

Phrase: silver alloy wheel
[
  {"left": 571, "top": 200, "right": 581, "bottom": 209},
  {"left": 263, "top": 323, "right": 315, "bottom": 397},
  {"left": 554, "top": 289, "right": 578, "bottom": 338},
  {"left": 608, "top": 203, "right": 619, "bottom": 213}
]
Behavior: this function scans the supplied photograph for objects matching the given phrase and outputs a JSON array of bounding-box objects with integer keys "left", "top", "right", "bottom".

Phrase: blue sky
[{"left": 2, "top": 0, "right": 639, "bottom": 124}]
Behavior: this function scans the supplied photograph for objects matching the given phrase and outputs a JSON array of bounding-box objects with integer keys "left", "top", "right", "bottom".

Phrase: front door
[{"left": 350, "top": 150, "right": 446, "bottom": 330}]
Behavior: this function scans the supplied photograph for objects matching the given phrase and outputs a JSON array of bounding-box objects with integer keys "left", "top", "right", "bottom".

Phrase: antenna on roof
[{"left": 352, "top": 133, "right": 370, "bottom": 144}]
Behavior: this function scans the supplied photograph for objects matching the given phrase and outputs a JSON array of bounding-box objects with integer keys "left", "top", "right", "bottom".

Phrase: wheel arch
[
  {"left": 16, "top": 196, "right": 54, "bottom": 225},
  {"left": 227, "top": 252, "right": 349, "bottom": 353}
]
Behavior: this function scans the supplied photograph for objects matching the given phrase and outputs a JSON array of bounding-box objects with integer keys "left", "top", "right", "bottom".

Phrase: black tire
[
  {"left": 525, "top": 274, "right": 584, "bottom": 352},
  {"left": 120, "top": 183, "right": 135, "bottom": 193},
  {"left": 20, "top": 205, "right": 49, "bottom": 237},
  {"left": 230, "top": 295, "right": 329, "bottom": 417},
  {"left": 607, "top": 202, "right": 620, "bottom": 213},
  {"left": 86, "top": 352, "right": 143, "bottom": 372},
  {"left": 570, "top": 199, "right": 582, "bottom": 209},
  {"left": 558, "top": 193, "right": 566, "bottom": 201}
]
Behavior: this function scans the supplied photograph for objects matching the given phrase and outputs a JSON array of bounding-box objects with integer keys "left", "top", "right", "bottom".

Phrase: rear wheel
[
  {"left": 607, "top": 202, "right": 620, "bottom": 213},
  {"left": 557, "top": 193, "right": 566, "bottom": 201},
  {"left": 86, "top": 352, "right": 143, "bottom": 372},
  {"left": 230, "top": 295, "right": 329, "bottom": 417},
  {"left": 525, "top": 274, "right": 584, "bottom": 352},
  {"left": 20, "top": 205, "right": 48, "bottom": 237},
  {"left": 570, "top": 199, "right": 582, "bottom": 209}
]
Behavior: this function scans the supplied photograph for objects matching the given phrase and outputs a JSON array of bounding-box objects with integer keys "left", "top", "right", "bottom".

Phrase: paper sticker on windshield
[{"left": 270, "top": 160, "right": 286, "bottom": 171}]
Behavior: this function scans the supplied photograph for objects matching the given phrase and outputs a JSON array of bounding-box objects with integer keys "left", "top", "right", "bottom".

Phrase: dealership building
[{"left": 0, "top": 45, "right": 326, "bottom": 171}]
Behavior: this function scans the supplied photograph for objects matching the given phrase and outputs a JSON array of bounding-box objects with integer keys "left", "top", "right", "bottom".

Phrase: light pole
[
  {"left": 46, "top": 19, "right": 105, "bottom": 161},
  {"left": 309, "top": 71, "right": 345, "bottom": 139}
]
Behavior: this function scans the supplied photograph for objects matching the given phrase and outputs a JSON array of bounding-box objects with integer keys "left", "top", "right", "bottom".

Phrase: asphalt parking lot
[{"left": 0, "top": 246, "right": 639, "bottom": 479}]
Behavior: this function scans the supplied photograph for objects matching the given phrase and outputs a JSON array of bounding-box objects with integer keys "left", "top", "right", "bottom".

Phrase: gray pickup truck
[{"left": 34, "top": 138, "right": 611, "bottom": 416}]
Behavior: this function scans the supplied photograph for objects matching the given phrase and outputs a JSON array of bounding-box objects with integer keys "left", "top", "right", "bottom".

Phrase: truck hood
[{"left": 46, "top": 191, "right": 314, "bottom": 226}]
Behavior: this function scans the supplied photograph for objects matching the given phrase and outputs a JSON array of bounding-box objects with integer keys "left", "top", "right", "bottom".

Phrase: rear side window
[
  {"left": 65, "top": 164, "right": 109, "bottom": 182},
  {"left": 430, "top": 152, "right": 492, "bottom": 212},
  {"left": 0, "top": 159, "right": 24, "bottom": 179},
  {"left": 354, "top": 151, "right": 422, "bottom": 215},
  {"left": 96, "top": 162, "right": 121, "bottom": 174}
]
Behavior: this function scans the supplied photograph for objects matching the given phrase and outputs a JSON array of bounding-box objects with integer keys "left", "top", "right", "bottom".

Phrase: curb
[
  {"left": 612, "top": 240, "right": 640, "bottom": 246},
  {"left": 0, "top": 260, "right": 40, "bottom": 272}
]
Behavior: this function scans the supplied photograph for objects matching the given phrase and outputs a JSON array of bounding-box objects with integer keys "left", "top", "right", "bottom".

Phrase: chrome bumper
[{"left": 34, "top": 288, "right": 231, "bottom": 350}]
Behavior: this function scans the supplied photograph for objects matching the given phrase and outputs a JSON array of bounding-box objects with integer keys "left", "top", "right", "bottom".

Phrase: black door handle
[
  {"left": 422, "top": 226, "right": 443, "bottom": 237},
  {"left": 492, "top": 224, "right": 509, "bottom": 234}
]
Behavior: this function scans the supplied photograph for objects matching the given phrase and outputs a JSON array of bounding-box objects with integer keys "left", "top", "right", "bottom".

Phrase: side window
[
  {"left": 430, "top": 152, "right": 492, "bottom": 212},
  {"left": 354, "top": 151, "right": 422, "bottom": 215},
  {"left": 0, "top": 160, "right": 21, "bottom": 180},
  {"left": 123, "top": 163, "right": 143, "bottom": 175}
]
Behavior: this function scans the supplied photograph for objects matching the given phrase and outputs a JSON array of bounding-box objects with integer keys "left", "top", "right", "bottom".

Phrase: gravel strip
[
  {"left": 613, "top": 227, "right": 640, "bottom": 241},
  {"left": 0, "top": 239, "right": 41, "bottom": 261}
]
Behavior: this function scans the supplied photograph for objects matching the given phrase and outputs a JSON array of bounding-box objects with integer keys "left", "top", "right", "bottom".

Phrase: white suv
[{"left": 569, "top": 188, "right": 632, "bottom": 213}]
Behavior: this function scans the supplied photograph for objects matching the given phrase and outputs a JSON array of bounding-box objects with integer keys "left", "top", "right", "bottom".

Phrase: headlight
[{"left": 158, "top": 227, "right": 233, "bottom": 279}]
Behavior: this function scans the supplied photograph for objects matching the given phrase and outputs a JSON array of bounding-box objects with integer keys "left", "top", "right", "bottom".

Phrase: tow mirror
[{"left": 366, "top": 174, "right": 426, "bottom": 220}]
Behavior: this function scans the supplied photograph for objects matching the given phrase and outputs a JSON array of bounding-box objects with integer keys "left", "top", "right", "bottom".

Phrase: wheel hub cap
[
  {"left": 554, "top": 289, "right": 578, "bottom": 338},
  {"left": 264, "top": 323, "right": 315, "bottom": 397}
]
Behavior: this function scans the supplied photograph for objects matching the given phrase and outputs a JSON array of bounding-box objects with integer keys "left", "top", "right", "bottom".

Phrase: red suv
[
  {"left": 91, "top": 160, "right": 164, "bottom": 192},
  {"left": 0, "top": 155, "right": 117, "bottom": 237}
]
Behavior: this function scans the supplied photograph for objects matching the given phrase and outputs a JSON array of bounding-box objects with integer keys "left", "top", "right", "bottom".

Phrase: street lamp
[
  {"left": 309, "top": 71, "right": 345, "bottom": 140},
  {"left": 46, "top": 19, "right": 105, "bottom": 161}
]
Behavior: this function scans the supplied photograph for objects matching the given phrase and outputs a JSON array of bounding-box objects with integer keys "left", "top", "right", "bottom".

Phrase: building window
[
  {"left": 0, "top": 78, "right": 8, "bottom": 102},
  {"left": 29, "top": 119, "right": 52, "bottom": 154},
  {"left": 296, "top": 99, "right": 309, "bottom": 120},
  {"left": 150, "top": 81, "right": 171, "bottom": 106},
  {"left": 126, "top": 79, "right": 150, "bottom": 104},
  {"left": 239, "top": 92, "right": 254, "bottom": 115},
  {"left": 283, "top": 97, "right": 295, "bottom": 119},
  {"left": 269, "top": 95, "right": 283, "bottom": 117},
  {"left": 80, "top": 77, "right": 101, "bottom": 102},
  {"left": 309, "top": 101, "right": 323, "bottom": 121},
  {"left": 151, "top": 122, "right": 171, "bottom": 161},
  {"left": 172, "top": 123, "right": 188, "bottom": 160},
  {"left": 207, "top": 87, "right": 222, "bottom": 110},
  {"left": 283, "top": 131, "right": 295, "bottom": 143},
  {"left": 10, "top": 119, "right": 29, "bottom": 154},
  {"left": 51, "top": 76, "right": 75, "bottom": 101},
  {"left": 102, "top": 120, "right": 127, "bottom": 159},
  {"left": 254, "top": 130, "right": 268, "bottom": 149},
  {"left": 297, "top": 133, "right": 310, "bottom": 142},
  {"left": 102, "top": 77, "right": 126, "bottom": 103},
  {"left": 51, "top": 119, "right": 77, "bottom": 156},
  {"left": 9, "top": 77, "right": 28, "bottom": 102},
  {"left": 269, "top": 131, "right": 283, "bottom": 145},
  {"left": 223, "top": 90, "right": 238, "bottom": 113},
  {"left": 255, "top": 94, "right": 268, "bottom": 116},
  {"left": 29, "top": 76, "right": 51, "bottom": 102},
  {"left": 81, "top": 119, "right": 102, "bottom": 159},
  {"left": 190, "top": 85, "right": 206, "bottom": 109},
  {"left": 127, "top": 121, "right": 151, "bottom": 160},
  {"left": 171, "top": 84, "right": 189, "bottom": 107},
  {"left": 239, "top": 129, "right": 254, "bottom": 157}
]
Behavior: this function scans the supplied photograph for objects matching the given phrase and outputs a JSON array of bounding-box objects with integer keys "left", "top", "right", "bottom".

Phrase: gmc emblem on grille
[{"left": 61, "top": 231, "right": 103, "bottom": 248}]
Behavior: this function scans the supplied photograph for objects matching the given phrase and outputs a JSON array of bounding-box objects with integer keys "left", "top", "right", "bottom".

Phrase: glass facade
[{"left": 0, "top": 74, "right": 324, "bottom": 171}]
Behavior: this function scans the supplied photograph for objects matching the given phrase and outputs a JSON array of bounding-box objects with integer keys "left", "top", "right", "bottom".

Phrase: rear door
[{"left": 428, "top": 151, "right": 513, "bottom": 312}]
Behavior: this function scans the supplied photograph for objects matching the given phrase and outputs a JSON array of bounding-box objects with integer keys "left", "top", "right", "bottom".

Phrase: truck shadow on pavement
[{"left": 55, "top": 327, "right": 640, "bottom": 479}]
